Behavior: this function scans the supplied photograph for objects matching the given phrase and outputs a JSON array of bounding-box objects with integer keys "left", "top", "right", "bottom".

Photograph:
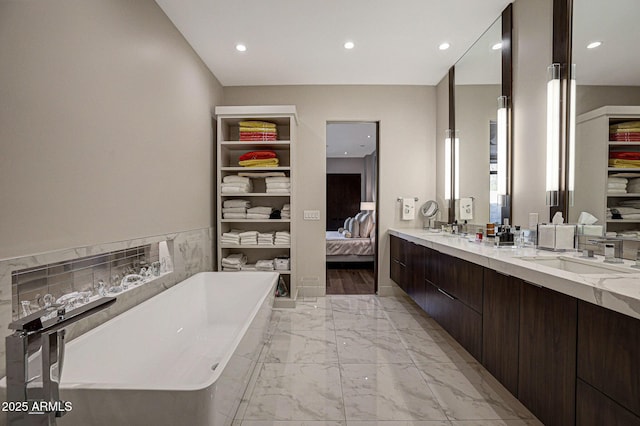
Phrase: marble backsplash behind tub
[{"left": 0, "top": 227, "right": 213, "bottom": 379}]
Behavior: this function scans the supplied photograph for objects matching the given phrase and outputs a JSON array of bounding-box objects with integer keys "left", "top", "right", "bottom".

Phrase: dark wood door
[
  {"left": 518, "top": 282, "right": 577, "bottom": 426},
  {"left": 577, "top": 300, "right": 640, "bottom": 417},
  {"left": 451, "top": 257, "right": 483, "bottom": 314},
  {"left": 326, "top": 173, "right": 361, "bottom": 230},
  {"left": 576, "top": 379, "right": 640, "bottom": 426},
  {"left": 408, "top": 243, "right": 425, "bottom": 309},
  {"left": 390, "top": 235, "right": 402, "bottom": 285},
  {"left": 482, "top": 269, "right": 520, "bottom": 396}
]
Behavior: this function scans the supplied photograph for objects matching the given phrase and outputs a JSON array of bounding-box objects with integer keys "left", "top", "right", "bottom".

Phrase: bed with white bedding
[{"left": 326, "top": 231, "right": 374, "bottom": 262}]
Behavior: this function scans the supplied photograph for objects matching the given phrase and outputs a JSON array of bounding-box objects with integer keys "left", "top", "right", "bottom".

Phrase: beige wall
[
  {"left": 512, "top": 0, "right": 553, "bottom": 225},
  {"left": 576, "top": 86, "right": 640, "bottom": 115},
  {"left": 224, "top": 86, "right": 436, "bottom": 295},
  {"left": 0, "top": 0, "right": 223, "bottom": 259}
]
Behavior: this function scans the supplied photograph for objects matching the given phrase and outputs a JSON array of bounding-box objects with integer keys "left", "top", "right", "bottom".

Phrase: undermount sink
[{"left": 518, "top": 255, "right": 638, "bottom": 275}]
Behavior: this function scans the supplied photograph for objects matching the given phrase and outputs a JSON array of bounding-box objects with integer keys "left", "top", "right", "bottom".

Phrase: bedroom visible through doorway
[{"left": 325, "top": 121, "right": 378, "bottom": 294}]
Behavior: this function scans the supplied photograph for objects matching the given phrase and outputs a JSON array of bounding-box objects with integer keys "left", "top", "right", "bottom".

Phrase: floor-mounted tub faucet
[{"left": 5, "top": 297, "right": 116, "bottom": 425}]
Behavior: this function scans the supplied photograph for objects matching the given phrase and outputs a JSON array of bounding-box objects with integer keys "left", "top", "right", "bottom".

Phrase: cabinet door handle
[
  {"left": 524, "top": 280, "right": 543, "bottom": 288},
  {"left": 399, "top": 262, "right": 406, "bottom": 267},
  {"left": 437, "top": 288, "right": 455, "bottom": 300},
  {"left": 393, "top": 259, "right": 400, "bottom": 264}
]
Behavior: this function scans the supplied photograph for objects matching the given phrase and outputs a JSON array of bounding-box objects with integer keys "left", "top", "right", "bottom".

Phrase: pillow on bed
[
  {"left": 358, "top": 212, "right": 374, "bottom": 238},
  {"left": 354, "top": 211, "right": 365, "bottom": 222},
  {"left": 343, "top": 217, "right": 352, "bottom": 231},
  {"left": 348, "top": 217, "right": 360, "bottom": 238}
]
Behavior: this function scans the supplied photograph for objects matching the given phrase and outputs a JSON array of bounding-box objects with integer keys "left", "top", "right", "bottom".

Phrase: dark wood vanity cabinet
[
  {"left": 425, "top": 251, "right": 482, "bottom": 360},
  {"left": 390, "top": 233, "right": 640, "bottom": 426},
  {"left": 389, "top": 235, "right": 406, "bottom": 287},
  {"left": 482, "top": 269, "right": 520, "bottom": 396},
  {"left": 576, "top": 300, "right": 640, "bottom": 424},
  {"left": 518, "top": 282, "right": 577, "bottom": 426}
]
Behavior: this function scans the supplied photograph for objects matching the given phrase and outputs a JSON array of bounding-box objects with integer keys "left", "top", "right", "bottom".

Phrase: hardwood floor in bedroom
[{"left": 326, "top": 267, "right": 375, "bottom": 294}]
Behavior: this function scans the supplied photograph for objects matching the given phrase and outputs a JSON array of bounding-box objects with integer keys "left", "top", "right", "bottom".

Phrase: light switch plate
[{"left": 303, "top": 210, "right": 320, "bottom": 220}]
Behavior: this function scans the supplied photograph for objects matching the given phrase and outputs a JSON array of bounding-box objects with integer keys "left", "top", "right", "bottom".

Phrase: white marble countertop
[{"left": 389, "top": 228, "right": 640, "bottom": 321}]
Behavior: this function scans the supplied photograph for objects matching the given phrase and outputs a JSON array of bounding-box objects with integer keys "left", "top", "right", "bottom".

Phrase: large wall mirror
[
  {"left": 451, "top": 5, "right": 512, "bottom": 226},
  {"left": 567, "top": 0, "right": 640, "bottom": 237}
]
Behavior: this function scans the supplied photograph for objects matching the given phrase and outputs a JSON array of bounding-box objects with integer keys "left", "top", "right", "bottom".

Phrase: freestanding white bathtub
[{"left": 7, "top": 272, "right": 278, "bottom": 426}]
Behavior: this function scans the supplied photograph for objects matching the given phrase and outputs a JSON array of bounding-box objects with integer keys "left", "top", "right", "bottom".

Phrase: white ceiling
[
  {"left": 454, "top": 17, "right": 502, "bottom": 85},
  {"left": 573, "top": 0, "right": 640, "bottom": 86},
  {"left": 326, "top": 122, "right": 377, "bottom": 158},
  {"left": 155, "top": 0, "right": 512, "bottom": 86}
]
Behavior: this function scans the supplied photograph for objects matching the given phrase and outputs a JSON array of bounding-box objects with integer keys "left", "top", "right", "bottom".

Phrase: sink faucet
[
  {"left": 5, "top": 297, "right": 116, "bottom": 425},
  {"left": 587, "top": 238, "right": 624, "bottom": 263}
]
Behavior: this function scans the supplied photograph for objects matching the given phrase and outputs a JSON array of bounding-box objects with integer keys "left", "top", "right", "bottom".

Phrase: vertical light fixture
[
  {"left": 497, "top": 96, "right": 508, "bottom": 205},
  {"left": 444, "top": 129, "right": 452, "bottom": 201},
  {"left": 567, "top": 64, "right": 576, "bottom": 206},
  {"left": 444, "top": 129, "right": 460, "bottom": 201},
  {"left": 546, "top": 63, "right": 561, "bottom": 206},
  {"left": 454, "top": 132, "right": 459, "bottom": 200}
]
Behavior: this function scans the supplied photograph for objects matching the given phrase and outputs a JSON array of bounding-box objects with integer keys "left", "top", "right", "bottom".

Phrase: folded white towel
[
  {"left": 240, "top": 264, "right": 257, "bottom": 271},
  {"left": 246, "top": 213, "right": 270, "bottom": 219},
  {"left": 247, "top": 206, "right": 273, "bottom": 215},
  {"left": 221, "top": 253, "right": 247, "bottom": 266},
  {"left": 239, "top": 231, "right": 258, "bottom": 237},
  {"left": 266, "top": 182, "right": 291, "bottom": 189},
  {"left": 607, "top": 177, "right": 629, "bottom": 184},
  {"left": 222, "top": 207, "right": 247, "bottom": 213},
  {"left": 224, "top": 199, "right": 251, "bottom": 208},
  {"left": 282, "top": 204, "right": 290, "bottom": 211},
  {"left": 265, "top": 176, "right": 290, "bottom": 184},
  {"left": 223, "top": 212, "right": 247, "bottom": 219},
  {"left": 607, "top": 182, "right": 627, "bottom": 189},
  {"left": 266, "top": 188, "right": 290, "bottom": 193},
  {"left": 223, "top": 175, "right": 251, "bottom": 184},
  {"left": 222, "top": 186, "right": 248, "bottom": 194},
  {"left": 222, "top": 182, "right": 251, "bottom": 188}
]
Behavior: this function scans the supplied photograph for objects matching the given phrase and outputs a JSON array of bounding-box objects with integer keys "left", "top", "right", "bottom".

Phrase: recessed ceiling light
[
  {"left": 344, "top": 41, "right": 355, "bottom": 50},
  {"left": 439, "top": 42, "right": 450, "bottom": 50},
  {"left": 367, "top": 135, "right": 371, "bottom": 138},
  {"left": 587, "top": 41, "right": 602, "bottom": 49},
  {"left": 344, "top": 151, "right": 348, "bottom": 155},
  {"left": 235, "top": 44, "right": 247, "bottom": 52},
  {"left": 492, "top": 42, "right": 502, "bottom": 50}
]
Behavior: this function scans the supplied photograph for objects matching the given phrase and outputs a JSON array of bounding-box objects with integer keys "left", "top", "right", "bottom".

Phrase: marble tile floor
[{"left": 233, "top": 294, "right": 542, "bottom": 426}]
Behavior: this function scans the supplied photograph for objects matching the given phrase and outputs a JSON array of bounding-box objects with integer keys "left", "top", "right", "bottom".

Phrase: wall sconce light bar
[
  {"left": 568, "top": 64, "right": 576, "bottom": 206},
  {"left": 546, "top": 63, "right": 561, "bottom": 206},
  {"left": 497, "top": 96, "right": 508, "bottom": 206},
  {"left": 445, "top": 129, "right": 452, "bottom": 201}
]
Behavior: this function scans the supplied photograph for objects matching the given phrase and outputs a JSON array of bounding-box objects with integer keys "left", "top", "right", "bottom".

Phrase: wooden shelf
[
  {"left": 221, "top": 166, "right": 291, "bottom": 172},
  {"left": 606, "top": 219, "right": 640, "bottom": 223},
  {"left": 607, "top": 193, "right": 640, "bottom": 197},
  {"left": 220, "top": 193, "right": 290, "bottom": 197},
  {"left": 216, "top": 105, "right": 297, "bottom": 307},
  {"left": 220, "top": 245, "right": 291, "bottom": 249}
]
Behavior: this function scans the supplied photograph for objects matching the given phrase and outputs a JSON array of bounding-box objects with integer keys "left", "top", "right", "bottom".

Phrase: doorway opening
[{"left": 325, "top": 121, "right": 379, "bottom": 294}]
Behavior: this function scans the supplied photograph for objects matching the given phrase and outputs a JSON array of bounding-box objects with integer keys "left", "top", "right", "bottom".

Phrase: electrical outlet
[{"left": 303, "top": 210, "right": 320, "bottom": 220}]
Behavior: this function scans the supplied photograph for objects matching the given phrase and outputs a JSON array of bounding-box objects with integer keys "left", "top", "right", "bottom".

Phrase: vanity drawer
[
  {"left": 577, "top": 300, "right": 640, "bottom": 417},
  {"left": 576, "top": 379, "right": 640, "bottom": 426}
]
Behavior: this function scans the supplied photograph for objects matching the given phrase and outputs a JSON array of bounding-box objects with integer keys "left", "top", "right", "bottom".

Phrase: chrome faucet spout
[{"left": 6, "top": 297, "right": 116, "bottom": 425}]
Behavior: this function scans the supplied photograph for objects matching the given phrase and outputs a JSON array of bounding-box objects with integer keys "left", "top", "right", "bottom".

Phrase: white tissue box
[{"left": 537, "top": 224, "right": 576, "bottom": 251}]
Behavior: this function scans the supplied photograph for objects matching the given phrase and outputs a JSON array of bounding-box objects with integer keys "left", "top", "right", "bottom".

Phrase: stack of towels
[
  {"left": 627, "top": 177, "right": 640, "bottom": 194},
  {"left": 239, "top": 231, "right": 258, "bottom": 245},
  {"left": 608, "top": 177, "right": 628, "bottom": 194},
  {"left": 221, "top": 253, "right": 247, "bottom": 271},
  {"left": 281, "top": 204, "right": 291, "bottom": 219},
  {"left": 255, "top": 259, "right": 275, "bottom": 271},
  {"left": 607, "top": 206, "right": 640, "bottom": 220},
  {"left": 222, "top": 175, "right": 252, "bottom": 194},
  {"left": 223, "top": 199, "right": 251, "bottom": 219},
  {"left": 266, "top": 176, "right": 290, "bottom": 194},
  {"left": 221, "top": 230, "right": 240, "bottom": 245},
  {"left": 608, "top": 151, "right": 640, "bottom": 168},
  {"left": 275, "top": 231, "right": 291, "bottom": 245},
  {"left": 275, "top": 256, "right": 290, "bottom": 271},
  {"left": 239, "top": 121, "right": 277, "bottom": 141},
  {"left": 610, "top": 121, "right": 640, "bottom": 142},
  {"left": 247, "top": 206, "right": 273, "bottom": 220},
  {"left": 238, "top": 151, "right": 279, "bottom": 168},
  {"left": 258, "top": 232, "right": 274, "bottom": 245}
]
